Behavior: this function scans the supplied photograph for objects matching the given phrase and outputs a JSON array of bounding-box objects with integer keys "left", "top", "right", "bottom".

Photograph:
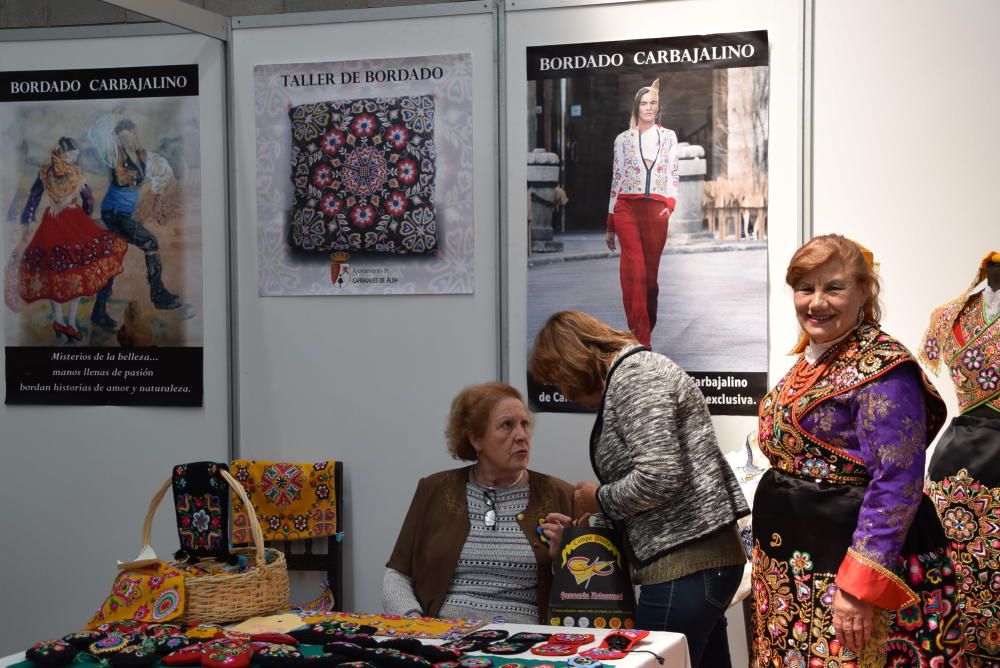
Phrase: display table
[
  {"left": 439, "top": 624, "right": 690, "bottom": 668},
  {"left": 0, "top": 622, "right": 689, "bottom": 668}
]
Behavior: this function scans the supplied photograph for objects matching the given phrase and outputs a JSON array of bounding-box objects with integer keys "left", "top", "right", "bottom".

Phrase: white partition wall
[
  {"left": 812, "top": 0, "right": 1000, "bottom": 422},
  {"left": 229, "top": 4, "right": 500, "bottom": 613},
  {"left": 0, "top": 27, "right": 229, "bottom": 655}
]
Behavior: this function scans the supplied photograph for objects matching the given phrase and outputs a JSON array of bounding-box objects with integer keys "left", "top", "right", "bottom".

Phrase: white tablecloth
[
  {"left": 0, "top": 622, "right": 690, "bottom": 668},
  {"left": 443, "top": 623, "right": 690, "bottom": 668}
]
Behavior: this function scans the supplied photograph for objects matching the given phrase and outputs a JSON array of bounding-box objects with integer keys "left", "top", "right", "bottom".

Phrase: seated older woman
[{"left": 383, "top": 382, "right": 574, "bottom": 622}]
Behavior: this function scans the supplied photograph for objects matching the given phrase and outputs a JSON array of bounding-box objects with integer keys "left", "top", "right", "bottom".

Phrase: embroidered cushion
[
  {"left": 25, "top": 640, "right": 78, "bottom": 667},
  {"left": 288, "top": 96, "right": 437, "bottom": 255}
]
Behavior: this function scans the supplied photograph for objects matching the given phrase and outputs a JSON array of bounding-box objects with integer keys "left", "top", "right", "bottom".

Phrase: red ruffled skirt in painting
[{"left": 18, "top": 206, "right": 127, "bottom": 303}]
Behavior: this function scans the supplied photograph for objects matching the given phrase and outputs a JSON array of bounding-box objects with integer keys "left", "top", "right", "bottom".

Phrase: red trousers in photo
[{"left": 614, "top": 198, "right": 669, "bottom": 347}]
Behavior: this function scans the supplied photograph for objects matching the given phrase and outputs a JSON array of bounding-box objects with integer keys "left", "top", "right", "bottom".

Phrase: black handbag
[{"left": 547, "top": 525, "right": 635, "bottom": 629}]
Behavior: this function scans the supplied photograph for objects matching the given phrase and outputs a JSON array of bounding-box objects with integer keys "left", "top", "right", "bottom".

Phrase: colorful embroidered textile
[
  {"left": 920, "top": 251, "right": 1000, "bottom": 414},
  {"left": 294, "top": 584, "right": 337, "bottom": 616},
  {"left": 231, "top": 460, "right": 338, "bottom": 542},
  {"left": 926, "top": 415, "right": 1000, "bottom": 667},
  {"left": 752, "top": 323, "right": 964, "bottom": 666},
  {"left": 297, "top": 613, "right": 485, "bottom": 640},
  {"left": 87, "top": 562, "right": 186, "bottom": 629},
  {"left": 172, "top": 462, "right": 231, "bottom": 561},
  {"left": 288, "top": 96, "right": 437, "bottom": 255},
  {"left": 750, "top": 512, "right": 964, "bottom": 668}
]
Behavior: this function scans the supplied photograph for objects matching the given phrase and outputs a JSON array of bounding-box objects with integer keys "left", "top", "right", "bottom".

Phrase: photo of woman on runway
[{"left": 605, "top": 79, "right": 679, "bottom": 347}]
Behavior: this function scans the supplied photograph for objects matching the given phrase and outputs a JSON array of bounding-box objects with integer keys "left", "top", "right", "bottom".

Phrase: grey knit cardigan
[{"left": 592, "top": 346, "right": 751, "bottom": 567}]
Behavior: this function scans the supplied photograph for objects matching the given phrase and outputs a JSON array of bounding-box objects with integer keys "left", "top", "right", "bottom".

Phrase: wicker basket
[{"left": 141, "top": 468, "right": 289, "bottom": 624}]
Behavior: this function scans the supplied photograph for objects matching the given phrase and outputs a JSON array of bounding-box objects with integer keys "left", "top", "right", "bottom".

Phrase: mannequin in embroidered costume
[
  {"left": 919, "top": 252, "right": 999, "bottom": 667},
  {"left": 752, "top": 235, "right": 965, "bottom": 667},
  {"left": 86, "top": 115, "right": 186, "bottom": 330},
  {"left": 15, "top": 137, "right": 127, "bottom": 341},
  {"left": 605, "top": 80, "right": 679, "bottom": 347}
]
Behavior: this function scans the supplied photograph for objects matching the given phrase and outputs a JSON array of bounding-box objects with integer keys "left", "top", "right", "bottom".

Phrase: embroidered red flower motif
[
  {"left": 320, "top": 193, "right": 344, "bottom": 217},
  {"left": 386, "top": 124, "right": 409, "bottom": 150},
  {"left": 351, "top": 113, "right": 377, "bottom": 137},
  {"left": 385, "top": 191, "right": 408, "bottom": 217},
  {"left": 396, "top": 158, "right": 418, "bottom": 185},
  {"left": 316, "top": 484, "right": 330, "bottom": 500},
  {"left": 907, "top": 554, "right": 926, "bottom": 584},
  {"left": 350, "top": 204, "right": 377, "bottom": 229},
  {"left": 312, "top": 164, "right": 333, "bottom": 188},
  {"left": 808, "top": 639, "right": 855, "bottom": 668},
  {"left": 320, "top": 128, "right": 345, "bottom": 155}
]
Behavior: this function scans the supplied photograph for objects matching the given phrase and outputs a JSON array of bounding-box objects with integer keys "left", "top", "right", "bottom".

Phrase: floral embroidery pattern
[
  {"left": 977, "top": 366, "right": 998, "bottom": 392},
  {"left": 928, "top": 469, "right": 1000, "bottom": 664},
  {"left": 231, "top": 460, "right": 339, "bottom": 542},
  {"left": 963, "top": 347, "right": 985, "bottom": 371},
  {"left": 88, "top": 563, "right": 186, "bottom": 628},
  {"left": 751, "top": 540, "right": 964, "bottom": 667},
  {"left": 176, "top": 493, "right": 224, "bottom": 552},
  {"left": 759, "top": 324, "right": 945, "bottom": 486},
  {"left": 751, "top": 541, "right": 859, "bottom": 667},
  {"left": 920, "top": 290, "right": 1000, "bottom": 413},
  {"left": 260, "top": 463, "right": 305, "bottom": 508},
  {"left": 172, "top": 463, "right": 229, "bottom": 559},
  {"left": 289, "top": 96, "right": 437, "bottom": 255}
]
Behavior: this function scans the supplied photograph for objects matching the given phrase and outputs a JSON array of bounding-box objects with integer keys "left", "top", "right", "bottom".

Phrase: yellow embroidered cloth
[
  {"left": 230, "top": 460, "right": 338, "bottom": 542},
  {"left": 298, "top": 612, "right": 485, "bottom": 639},
  {"left": 87, "top": 562, "right": 186, "bottom": 628}
]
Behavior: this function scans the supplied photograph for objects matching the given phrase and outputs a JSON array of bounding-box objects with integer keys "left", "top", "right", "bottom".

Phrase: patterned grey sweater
[{"left": 592, "top": 346, "right": 751, "bottom": 567}]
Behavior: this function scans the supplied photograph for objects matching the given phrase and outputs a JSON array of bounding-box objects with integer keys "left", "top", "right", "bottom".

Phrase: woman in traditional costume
[
  {"left": 17, "top": 137, "right": 127, "bottom": 341},
  {"left": 752, "top": 234, "right": 966, "bottom": 666},
  {"left": 604, "top": 80, "right": 679, "bottom": 347},
  {"left": 919, "top": 252, "right": 1000, "bottom": 667}
]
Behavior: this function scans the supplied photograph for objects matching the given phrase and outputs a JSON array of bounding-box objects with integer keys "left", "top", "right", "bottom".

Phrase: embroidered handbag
[
  {"left": 139, "top": 468, "right": 289, "bottom": 624},
  {"left": 547, "top": 525, "right": 635, "bottom": 629}
]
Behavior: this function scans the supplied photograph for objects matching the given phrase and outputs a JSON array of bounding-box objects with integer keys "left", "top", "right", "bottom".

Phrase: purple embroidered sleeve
[{"left": 849, "top": 364, "right": 928, "bottom": 569}]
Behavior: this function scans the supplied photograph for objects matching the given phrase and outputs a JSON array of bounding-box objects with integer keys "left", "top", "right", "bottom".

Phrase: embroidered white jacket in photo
[{"left": 607, "top": 125, "right": 680, "bottom": 218}]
